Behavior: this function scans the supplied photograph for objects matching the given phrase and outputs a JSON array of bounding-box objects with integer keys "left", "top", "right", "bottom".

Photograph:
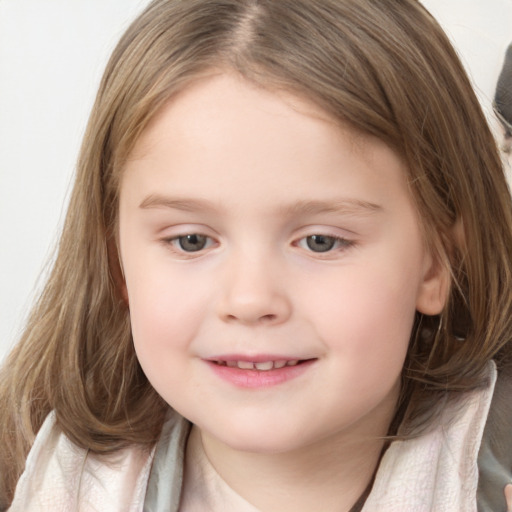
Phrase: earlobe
[
  {"left": 416, "top": 218, "right": 464, "bottom": 315},
  {"left": 118, "top": 272, "right": 129, "bottom": 306},
  {"left": 415, "top": 254, "right": 450, "bottom": 316},
  {"left": 107, "top": 235, "right": 129, "bottom": 307}
]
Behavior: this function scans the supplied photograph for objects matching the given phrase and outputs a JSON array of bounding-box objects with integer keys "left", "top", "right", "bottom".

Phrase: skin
[
  {"left": 507, "top": 483, "right": 512, "bottom": 512},
  {"left": 118, "top": 72, "right": 449, "bottom": 511}
]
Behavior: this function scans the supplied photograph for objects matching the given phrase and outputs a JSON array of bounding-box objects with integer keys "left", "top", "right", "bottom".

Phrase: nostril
[{"left": 224, "top": 313, "right": 277, "bottom": 324}]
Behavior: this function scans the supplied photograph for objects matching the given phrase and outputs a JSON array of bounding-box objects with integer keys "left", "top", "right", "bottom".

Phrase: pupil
[
  {"left": 306, "top": 235, "right": 335, "bottom": 252},
  {"left": 179, "top": 234, "right": 207, "bottom": 252}
]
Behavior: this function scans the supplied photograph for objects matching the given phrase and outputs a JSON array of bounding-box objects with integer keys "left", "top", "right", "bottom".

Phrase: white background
[{"left": 1, "top": 0, "right": 512, "bottom": 362}]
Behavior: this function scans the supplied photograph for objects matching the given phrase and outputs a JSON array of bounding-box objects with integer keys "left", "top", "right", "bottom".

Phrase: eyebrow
[
  {"left": 139, "top": 194, "right": 218, "bottom": 212},
  {"left": 139, "top": 194, "right": 383, "bottom": 217},
  {"left": 279, "top": 199, "right": 383, "bottom": 217}
]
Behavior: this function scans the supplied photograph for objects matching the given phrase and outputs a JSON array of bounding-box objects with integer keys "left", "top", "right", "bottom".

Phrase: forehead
[
  {"left": 121, "top": 72, "right": 412, "bottom": 218},
  {"left": 127, "top": 71, "right": 383, "bottom": 163}
]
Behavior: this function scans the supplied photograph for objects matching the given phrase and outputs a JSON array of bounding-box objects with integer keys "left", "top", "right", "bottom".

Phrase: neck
[{"left": 197, "top": 419, "right": 391, "bottom": 512}]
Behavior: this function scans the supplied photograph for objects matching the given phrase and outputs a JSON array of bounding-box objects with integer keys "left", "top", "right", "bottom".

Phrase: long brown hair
[{"left": 2, "top": 0, "right": 512, "bottom": 506}]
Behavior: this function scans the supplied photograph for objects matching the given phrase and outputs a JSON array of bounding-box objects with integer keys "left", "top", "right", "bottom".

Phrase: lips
[{"left": 206, "top": 356, "right": 315, "bottom": 388}]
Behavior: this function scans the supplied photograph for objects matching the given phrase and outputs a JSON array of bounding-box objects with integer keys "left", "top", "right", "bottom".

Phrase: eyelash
[
  {"left": 295, "top": 234, "right": 354, "bottom": 254},
  {"left": 164, "top": 234, "right": 216, "bottom": 254},
  {"left": 161, "top": 232, "right": 355, "bottom": 257}
]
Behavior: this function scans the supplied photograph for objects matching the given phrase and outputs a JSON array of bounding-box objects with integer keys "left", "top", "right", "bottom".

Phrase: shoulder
[
  {"left": 477, "top": 362, "right": 512, "bottom": 511},
  {"left": 362, "top": 361, "right": 497, "bottom": 511},
  {"left": 8, "top": 412, "right": 155, "bottom": 512}
]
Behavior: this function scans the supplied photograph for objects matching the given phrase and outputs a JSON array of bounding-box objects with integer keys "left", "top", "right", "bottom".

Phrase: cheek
[
  {"left": 127, "top": 277, "right": 205, "bottom": 402},
  {"left": 298, "top": 259, "right": 420, "bottom": 370},
  {"left": 125, "top": 263, "right": 213, "bottom": 366},
  {"left": 301, "top": 274, "right": 415, "bottom": 419}
]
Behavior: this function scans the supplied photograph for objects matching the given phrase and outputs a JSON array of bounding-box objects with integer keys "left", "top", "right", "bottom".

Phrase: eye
[
  {"left": 171, "top": 234, "right": 212, "bottom": 252},
  {"left": 298, "top": 234, "right": 352, "bottom": 253}
]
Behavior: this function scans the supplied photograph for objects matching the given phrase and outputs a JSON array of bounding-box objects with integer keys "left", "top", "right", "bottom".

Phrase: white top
[
  {"left": 7, "top": 412, "right": 154, "bottom": 512},
  {"left": 179, "top": 425, "right": 260, "bottom": 511}
]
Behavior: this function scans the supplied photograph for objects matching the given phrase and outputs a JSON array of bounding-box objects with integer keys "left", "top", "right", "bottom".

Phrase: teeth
[
  {"left": 254, "top": 361, "right": 274, "bottom": 371},
  {"left": 237, "top": 361, "right": 255, "bottom": 370},
  {"left": 217, "top": 360, "right": 302, "bottom": 370}
]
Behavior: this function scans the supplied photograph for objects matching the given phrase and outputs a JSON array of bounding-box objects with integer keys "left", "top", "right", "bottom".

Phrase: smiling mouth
[{"left": 210, "top": 359, "right": 313, "bottom": 371}]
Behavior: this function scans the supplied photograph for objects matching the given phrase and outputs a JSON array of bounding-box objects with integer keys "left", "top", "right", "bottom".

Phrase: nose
[{"left": 216, "top": 253, "right": 292, "bottom": 326}]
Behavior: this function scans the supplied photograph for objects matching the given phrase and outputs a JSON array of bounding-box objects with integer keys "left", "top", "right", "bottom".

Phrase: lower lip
[{"left": 205, "top": 360, "right": 315, "bottom": 388}]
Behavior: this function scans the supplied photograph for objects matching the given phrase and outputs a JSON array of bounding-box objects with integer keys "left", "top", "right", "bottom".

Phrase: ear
[
  {"left": 415, "top": 251, "right": 450, "bottom": 316},
  {"left": 107, "top": 234, "right": 129, "bottom": 306}
]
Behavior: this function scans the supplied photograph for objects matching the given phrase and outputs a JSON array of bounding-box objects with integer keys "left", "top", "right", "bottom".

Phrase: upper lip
[{"left": 205, "top": 354, "right": 313, "bottom": 363}]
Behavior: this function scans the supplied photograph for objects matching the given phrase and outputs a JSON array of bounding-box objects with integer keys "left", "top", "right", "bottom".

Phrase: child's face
[{"left": 119, "top": 73, "right": 447, "bottom": 453}]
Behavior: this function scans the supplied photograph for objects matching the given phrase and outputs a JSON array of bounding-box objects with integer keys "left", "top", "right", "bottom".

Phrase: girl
[{"left": 2, "top": 0, "right": 512, "bottom": 510}]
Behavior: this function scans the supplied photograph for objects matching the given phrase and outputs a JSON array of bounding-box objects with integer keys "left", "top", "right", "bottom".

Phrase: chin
[{"left": 205, "top": 420, "right": 318, "bottom": 455}]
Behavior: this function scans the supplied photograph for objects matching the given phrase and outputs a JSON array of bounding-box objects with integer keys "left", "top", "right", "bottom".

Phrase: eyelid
[
  {"left": 292, "top": 228, "right": 357, "bottom": 256},
  {"left": 159, "top": 227, "right": 219, "bottom": 257},
  {"left": 157, "top": 225, "right": 357, "bottom": 258},
  {"left": 295, "top": 235, "right": 354, "bottom": 250},
  {"left": 169, "top": 234, "right": 216, "bottom": 250}
]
